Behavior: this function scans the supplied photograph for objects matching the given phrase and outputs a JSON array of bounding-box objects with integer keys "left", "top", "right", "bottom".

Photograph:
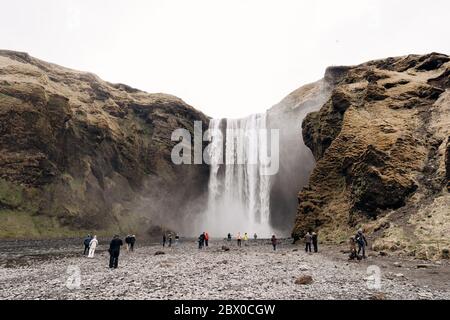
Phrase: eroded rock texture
[
  {"left": 294, "top": 53, "right": 450, "bottom": 259},
  {"left": 0, "top": 50, "right": 209, "bottom": 237}
]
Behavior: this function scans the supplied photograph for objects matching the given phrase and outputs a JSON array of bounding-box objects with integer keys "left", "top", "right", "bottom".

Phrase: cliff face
[
  {"left": 267, "top": 80, "right": 332, "bottom": 233},
  {"left": 0, "top": 50, "right": 209, "bottom": 238},
  {"left": 294, "top": 53, "right": 450, "bottom": 260}
]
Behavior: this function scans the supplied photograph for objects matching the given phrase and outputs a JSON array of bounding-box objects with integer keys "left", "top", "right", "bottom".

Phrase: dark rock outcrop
[
  {"left": 0, "top": 50, "right": 209, "bottom": 238},
  {"left": 293, "top": 53, "right": 450, "bottom": 259}
]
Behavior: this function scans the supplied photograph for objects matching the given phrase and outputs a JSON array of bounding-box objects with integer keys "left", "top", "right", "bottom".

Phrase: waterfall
[{"left": 202, "top": 113, "right": 274, "bottom": 238}]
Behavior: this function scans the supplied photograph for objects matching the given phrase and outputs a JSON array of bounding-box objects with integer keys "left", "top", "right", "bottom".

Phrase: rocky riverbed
[{"left": 0, "top": 239, "right": 449, "bottom": 300}]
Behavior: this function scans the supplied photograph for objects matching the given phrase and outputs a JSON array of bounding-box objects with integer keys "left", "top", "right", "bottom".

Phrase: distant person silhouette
[
  {"left": 162, "top": 234, "right": 167, "bottom": 247},
  {"left": 305, "top": 232, "right": 312, "bottom": 253},
  {"left": 83, "top": 234, "right": 92, "bottom": 255},
  {"left": 271, "top": 235, "right": 277, "bottom": 251},
  {"left": 227, "top": 233, "right": 232, "bottom": 241},
  {"left": 204, "top": 232, "right": 209, "bottom": 247},
  {"left": 312, "top": 232, "right": 318, "bottom": 253},
  {"left": 108, "top": 235, "right": 123, "bottom": 269},
  {"left": 355, "top": 229, "right": 368, "bottom": 259},
  {"left": 254, "top": 233, "right": 258, "bottom": 240},
  {"left": 237, "top": 232, "right": 242, "bottom": 247},
  {"left": 198, "top": 233, "right": 205, "bottom": 249},
  {"left": 130, "top": 235, "right": 136, "bottom": 252}
]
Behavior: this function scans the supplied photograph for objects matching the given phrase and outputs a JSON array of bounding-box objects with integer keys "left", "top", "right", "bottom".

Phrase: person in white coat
[{"left": 88, "top": 235, "right": 98, "bottom": 258}]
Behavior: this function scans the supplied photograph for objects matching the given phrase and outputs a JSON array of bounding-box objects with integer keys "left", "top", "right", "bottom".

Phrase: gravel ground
[{"left": 0, "top": 239, "right": 449, "bottom": 300}]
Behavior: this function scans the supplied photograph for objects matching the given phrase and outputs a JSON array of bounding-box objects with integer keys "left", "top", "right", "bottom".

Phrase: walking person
[
  {"left": 305, "top": 232, "right": 312, "bottom": 253},
  {"left": 88, "top": 235, "right": 98, "bottom": 258},
  {"left": 108, "top": 235, "right": 123, "bottom": 269},
  {"left": 125, "top": 235, "right": 131, "bottom": 252},
  {"left": 271, "top": 234, "right": 277, "bottom": 251},
  {"left": 355, "top": 229, "right": 368, "bottom": 259},
  {"left": 162, "top": 234, "right": 167, "bottom": 247},
  {"left": 312, "top": 232, "right": 318, "bottom": 253},
  {"left": 83, "top": 234, "right": 92, "bottom": 255},
  {"left": 237, "top": 232, "right": 242, "bottom": 247},
  {"left": 204, "top": 232, "right": 209, "bottom": 247},
  {"left": 130, "top": 235, "right": 136, "bottom": 252}
]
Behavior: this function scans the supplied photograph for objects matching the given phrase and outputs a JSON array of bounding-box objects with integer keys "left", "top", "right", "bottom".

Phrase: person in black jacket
[
  {"left": 130, "top": 235, "right": 136, "bottom": 252},
  {"left": 109, "top": 235, "right": 123, "bottom": 269},
  {"left": 355, "top": 229, "right": 368, "bottom": 259},
  {"left": 312, "top": 232, "right": 318, "bottom": 253},
  {"left": 83, "top": 234, "right": 92, "bottom": 255}
]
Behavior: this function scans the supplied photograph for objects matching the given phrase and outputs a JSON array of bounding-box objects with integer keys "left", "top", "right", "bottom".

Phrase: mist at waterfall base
[
  {"left": 191, "top": 82, "right": 331, "bottom": 239},
  {"left": 190, "top": 110, "right": 315, "bottom": 239},
  {"left": 198, "top": 115, "right": 276, "bottom": 238}
]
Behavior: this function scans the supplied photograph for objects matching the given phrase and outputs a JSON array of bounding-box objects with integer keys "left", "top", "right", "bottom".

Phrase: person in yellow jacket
[{"left": 243, "top": 232, "right": 249, "bottom": 245}]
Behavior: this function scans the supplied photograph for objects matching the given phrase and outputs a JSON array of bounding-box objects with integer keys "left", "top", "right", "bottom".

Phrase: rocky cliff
[
  {"left": 0, "top": 50, "right": 209, "bottom": 238},
  {"left": 294, "top": 53, "right": 450, "bottom": 260}
]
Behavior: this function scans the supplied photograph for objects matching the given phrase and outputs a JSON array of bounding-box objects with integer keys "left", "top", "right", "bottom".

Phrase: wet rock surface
[{"left": 0, "top": 239, "right": 449, "bottom": 300}]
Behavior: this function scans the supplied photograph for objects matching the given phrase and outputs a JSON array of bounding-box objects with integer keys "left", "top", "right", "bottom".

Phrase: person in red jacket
[{"left": 204, "top": 232, "right": 209, "bottom": 247}]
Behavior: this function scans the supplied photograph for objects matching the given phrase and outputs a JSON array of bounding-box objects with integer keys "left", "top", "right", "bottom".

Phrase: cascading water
[{"left": 202, "top": 113, "right": 274, "bottom": 238}]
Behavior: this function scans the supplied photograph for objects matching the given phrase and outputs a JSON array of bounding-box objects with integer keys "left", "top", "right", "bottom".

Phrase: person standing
[
  {"left": 130, "top": 235, "right": 136, "bottom": 252},
  {"left": 125, "top": 235, "right": 131, "bottom": 251},
  {"left": 305, "top": 232, "right": 312, "bottom": 253},
  {"left": 204, "top": 232, "right": 209, "bottom": 247},
  {"left": 243, "top": 233, "right": 249, "bottom": 246},
  {"left": 88, "top": 235, "right": 98, "bottom": 258},
  {"left": 271, "top": 235, "right": 277, "bottom": 251},
  {"left": 355, "top": 229, "right": 368, "bottom": 259},
  {"left": 237, "top": 232, "right": 242, "bottom": 247},
  {"left": 108, "top": 235, "right": 123, "bottom": 269},
  {"left": 227, "top": 233, "right": 232, "bottom": 241},
  {"left": 254, "top": 233, "right": 258, "bottom": 240},
  {"left": 83, "top": 234, "right": 92, "bottom": 255},
  {"left": 162, "top": 234, "right": 167, "bottom": 247},
  {"left": 312, "top": 232, "right": 318, "bottom": 253},
  {"left": 198, "top": 233, "right": 205, "bottom": 249},
  {"left": 175, "top": 234, "right": 180, "bottom": 246},
  {"left": 168, "top": 234, "right": 173, "bottom": 247}
]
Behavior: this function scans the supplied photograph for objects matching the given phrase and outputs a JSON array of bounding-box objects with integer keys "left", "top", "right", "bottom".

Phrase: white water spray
[{"left": 202, "top": 114, "right": 275, "bottom": 238}]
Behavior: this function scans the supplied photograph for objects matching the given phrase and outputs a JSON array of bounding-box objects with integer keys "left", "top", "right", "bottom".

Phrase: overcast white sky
[{"left": 1, "top": 0, "right": 450, "bottom": 118}]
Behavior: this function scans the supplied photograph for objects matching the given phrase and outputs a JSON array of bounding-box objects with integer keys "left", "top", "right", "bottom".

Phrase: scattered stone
[
  {"left": 154, "top": 251, "right": 165, "bottom": 256},
  {"left": 441, "top": 249, "right": 449, "bottom": 260},
  {"left": 393, "top": 262, "right": 402, "bottom": 267},
  {"left": 417, "top": 264, "right": 432, "bottom": 269},
  {"left": 298, "top": 265, "right": 310, "bottom": 271},
  {"left": 221, "top": 246, "right": 230, "bottom": 252},
  {"left": 292, "top": 249, "right": 298, "bottom": 252},
  {"left": 370, "top": 292, "right": 387, "bottom": 300},
  {"left": 295, "top": 275, "right": 313, "bottom": 285},
  {"left": 394, "top": 273, "right": 404, "bottom": 278},
  {"left": 379, "top": 252, "right": 388, "bottom": 257}
]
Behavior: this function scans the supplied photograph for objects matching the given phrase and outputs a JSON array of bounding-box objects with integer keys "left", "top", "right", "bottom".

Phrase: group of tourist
[
  {"left": 162, "top": 233, "right": 180, "bottom": 247},
  {"left": 82, "top": 227, "right": 369, "bottom": 269},
  {"left": 82, "top": 234, "right": 138, "bottom": 269}
]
